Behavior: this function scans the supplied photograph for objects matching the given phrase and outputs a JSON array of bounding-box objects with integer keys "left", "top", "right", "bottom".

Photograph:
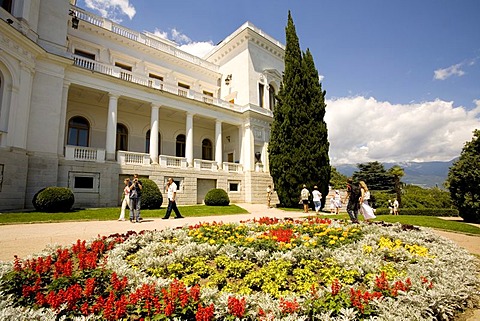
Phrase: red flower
[
  {"left": 196, "top": 303, "right": 215, "bottom": 321},
  {"left": 228, "top": 296, "right": 246, "bottom": 318},
  {"left": 279, "top": 297, "right": 300, "bottom": 314}
]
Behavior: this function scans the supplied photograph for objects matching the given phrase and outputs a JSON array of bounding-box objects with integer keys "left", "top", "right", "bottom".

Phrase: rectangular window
[
  {"left": 148, "top": 73, "right": 164, "bottom": 89},
  {"left": 74, "top": 176, "right": 94, "bottom": 189},
  {"left": 115, "top": 62, "right": 133, "bottom": 82},
  {"left": 115, "top": 62, "right": 132, "bottom": 71},
  {"left": 228, "top": 181, "right": 240, "bottom": 192},
  {"left": 203, "top": 90, "right": 214, "bottom": 103},
  {"left": 69, "top": 172, "right": 100, "bottom": 193},
  {"left": 258, "top": 83, "right": 265, "bottom": 107},
  {"left": 178, "top": 82, "right": 190, "bottom": 97},
  {"left": 74, "top": 49, "right": 96, "bottom": 60},
  {"left": 149, "top": 73, "right": 163, "bottom": 81}
]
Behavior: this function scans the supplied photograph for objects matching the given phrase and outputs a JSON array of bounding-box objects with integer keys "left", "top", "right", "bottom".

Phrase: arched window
[
  {"left": 202, "top": 139, "right": 213, "bottom": 160},
  {"left": 176, "top": 134, "right": 185, "bottom": 157},
  {"left": 67, "top": 116, "right": 90, "bottom": 146},
  {"left": 145, "top": 130, "right": 161, "bottom": 153},
  {"left": 269, "top": 85, "right": 275, "bottom": 111},
  {"left": 116, "top": 124, "right": 128, "bottom": 151}
]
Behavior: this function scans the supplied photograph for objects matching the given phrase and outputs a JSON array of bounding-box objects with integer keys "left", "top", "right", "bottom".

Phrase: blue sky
[{"left": 75, "top": 0, "right": 480, "bottom": 164}]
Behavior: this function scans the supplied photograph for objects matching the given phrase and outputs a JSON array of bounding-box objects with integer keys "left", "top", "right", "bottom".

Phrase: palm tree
[{"left": 388, "top": 165, "right": 405, "bottom": 207}]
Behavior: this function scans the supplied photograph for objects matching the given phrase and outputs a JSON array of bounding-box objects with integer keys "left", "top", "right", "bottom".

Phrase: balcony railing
[
  {"left": 194, "top": 159, "right": 218, "bottom": 171},
  {"left": 70, "top": 6, "right": 218, "bottom": 72},
  {"left": 72, "top": 55, "right": 244, "bottom": 113},
  {"left": 117, "top": 151, "right": 150, "bottom": 165},
  {"left": 223, "top": 162, "right": 243, "bottom": 173},
  {"left": 65, "top": 145, "right": 105, "bottom": 162},
  {"left": 159, "top": 155, "right": 188, "bottom": 168}
]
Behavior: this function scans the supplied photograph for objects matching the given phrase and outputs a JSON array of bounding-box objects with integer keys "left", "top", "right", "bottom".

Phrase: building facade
[{"left": 0, "top": 0, "right": 284, "bottom": 210}]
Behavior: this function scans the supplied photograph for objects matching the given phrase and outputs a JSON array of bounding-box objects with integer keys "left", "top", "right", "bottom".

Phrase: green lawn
[
  {"left": 0, "top": 205, "right": 248, "bottom": 225},
  {"left": 311, "top": 213, "right": 480, "bottom": 235},
  {"left": 1, "top": 206, "right": 479, "bottom": 236}
]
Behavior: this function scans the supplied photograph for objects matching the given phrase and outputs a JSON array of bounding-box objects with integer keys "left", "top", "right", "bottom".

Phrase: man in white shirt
[
  {"left": 312, "top": 186, "right": 322, "bottom": 215},
  {"left": 162, "top": 177, "right": 184, "bottom": 219}
]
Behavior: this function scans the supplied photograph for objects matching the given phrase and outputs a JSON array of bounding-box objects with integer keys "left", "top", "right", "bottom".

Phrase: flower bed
[{"left": 0, "top": 217, "right": 479, "bottom": 320}]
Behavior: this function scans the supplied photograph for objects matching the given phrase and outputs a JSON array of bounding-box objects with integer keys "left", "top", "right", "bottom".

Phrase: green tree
[
  {"left": 352, "top": 161, "right": 393, "bottom": 191},
  {"left": 330, "top": 166, "right": 347, "bottom": 190},
  {"left": 269, "top": 12, "right": 330, "bottom": 207},
  {"left": 388, "top": 165, "right": 405, "bottom": 207},
  {"left": 447, "top": 129, "right": 480, "bottom": 223}
]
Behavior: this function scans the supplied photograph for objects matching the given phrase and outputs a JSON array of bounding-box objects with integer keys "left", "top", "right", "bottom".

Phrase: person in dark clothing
[
  {"left": 345, "top": 178, "right": 360, "bottom": 223},
  {"left": 129, "top": 174, "right": 142, "bottom": 223}
]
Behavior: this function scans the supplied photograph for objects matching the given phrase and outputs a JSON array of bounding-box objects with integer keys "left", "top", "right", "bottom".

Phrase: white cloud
[
  {"left": 152, "top": 27, "right": 215, "bottom": 58},
  {"left": 171, "top": 28, "right": 192, "bottom": 44},
  {"left": 434, "top": 63, "right": 465, "bottom": 80},
  {"left": 153, "top": 28, "right": 168, "bottom": 40},
  {"left": 178, "top": 41, "right": 215, "bottom": 58},
  {"left": 325, "top": 96, "right": 480, "bottom": 165},
  {"left": 433, "top": 57, "right": 478, "bottom": 81},
  {"left": 84, "top": 0, "right": 135, "bottom": 23}
]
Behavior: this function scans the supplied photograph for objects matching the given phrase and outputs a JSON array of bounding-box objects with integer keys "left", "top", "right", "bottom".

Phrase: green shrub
[
  {"left": 140, "top": 179, "right": 163, "bottom": 209},
  {"left": 204, "top": 188, "right": 230, "bottom": 206},
  {"left": 32, "top": 187, "right": 75, "bottom": 212},
  {"left": 373, "top": 185, "right": 453, "bottom": 209},
  {"left": 375, "top": 208, "right": 459, "bottom": 217}
]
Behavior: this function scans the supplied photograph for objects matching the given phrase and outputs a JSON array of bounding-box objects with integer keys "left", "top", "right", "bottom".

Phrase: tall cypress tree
[{"left": 269, "top": 12, "right": 330, "bottom": 207}]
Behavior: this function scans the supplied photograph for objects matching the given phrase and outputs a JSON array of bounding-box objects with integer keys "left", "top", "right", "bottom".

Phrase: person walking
[
  {"left": 132, "top": 174, "right": 143, "bottom": 221},
  {"left": 312, "top": 186, "right": 322, "bottom": 215},
  {"left": 334, "top": 190, "right": 342, "bottom": 215},
  {"left": 345, "top": 178, "right": 360, "bottom": 223},
  {"left": 359, "top": 181, "right": 376, "bottom": 222},
  {"left": 329, "top": 195, "right": 336, "bottom": 214},
  {"left": 129, "top": 177, "right": 142, "bottom": 223},
  {"left": 393, "top": 199, "right": 399, "bottom": 215},
  {"left": 266, "top": 185, "right": 272, "bottom": 208},
  {"left": 162, "top": 177, "right": 184, "bottom": 219},
  {"left": 300, "top": 184, "right": 310, "bottom": 213},
  {"left": 118, "top": 178, "right": 130, "bottom": 221}
]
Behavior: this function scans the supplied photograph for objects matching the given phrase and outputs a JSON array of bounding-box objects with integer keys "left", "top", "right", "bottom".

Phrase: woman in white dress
[{"left": 359, "top": 181, "right": 376, "bottom": 222}]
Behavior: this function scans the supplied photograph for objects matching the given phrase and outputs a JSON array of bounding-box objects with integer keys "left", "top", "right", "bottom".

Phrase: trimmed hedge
[
  {"left": 32, "top": 187, "right": 75, "bottom": 212},
  {"left": 204, "top": 188, "right": 230, "bottom": 206},
  {"left": 140, "top": 179, "right": 163, "bottom": 209},
  {"left": 375, "top": 207, "right": 459, "bottom": 217}
]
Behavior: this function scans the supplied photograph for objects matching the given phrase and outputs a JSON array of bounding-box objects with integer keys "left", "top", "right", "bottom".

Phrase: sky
[{"left": 75, "top": 0, "right": 480, "bottom": 165}]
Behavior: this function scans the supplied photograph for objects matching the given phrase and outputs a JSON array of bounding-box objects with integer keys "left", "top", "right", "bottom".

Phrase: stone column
[
  {"left": 105, "top": 93, "right": 119, "bottom": 160},
  {"left": 57, "top": 81, "right": 70, "bottom": 155},
  {"left": 242, "top": 122, "right": 253, "bottom": 171},
  {"left": 185, "top": 112, "right": 194, "bottom": 167},
  {"left": 150, "top": 103, "right": 160, "bottom": 164},
  {"left": 215, "top": 119, "right": 222, "bottom": 169},
  {"left": 262, "top": 141, "right": 269, "bottom": 172}
]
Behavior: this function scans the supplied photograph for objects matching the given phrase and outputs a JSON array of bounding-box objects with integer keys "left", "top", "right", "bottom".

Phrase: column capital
[
  {"left": 151, "top": 102, "right": 161, "bottom": 109},
  {"left": 109, "top": 92, "right": 121, "bottom": 99}
]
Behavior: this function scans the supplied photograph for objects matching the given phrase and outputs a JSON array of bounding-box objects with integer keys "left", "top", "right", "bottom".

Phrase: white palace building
[{"left": 0, "top": 0, "right": 284, "bottom": 210}]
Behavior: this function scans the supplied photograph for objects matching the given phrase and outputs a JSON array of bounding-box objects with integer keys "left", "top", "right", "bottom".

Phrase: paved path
[
  {"left": 0, "top": 204, "right": 479, "bottom": 320},
  {"left": 1, "top": 205, "right": 479, "bottom": 261},
  {"left": 0, "top": 204, "right": 304, "bottom": 262}
]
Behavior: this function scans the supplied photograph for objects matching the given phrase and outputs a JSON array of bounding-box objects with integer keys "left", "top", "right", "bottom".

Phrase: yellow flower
[{"left": 363, "top": 245, "right": 373, "bottom": 253}]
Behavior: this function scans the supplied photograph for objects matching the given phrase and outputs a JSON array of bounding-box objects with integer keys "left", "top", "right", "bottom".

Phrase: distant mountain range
[{"left": 335, "top": 159, "right": 458, "bottom": 188}]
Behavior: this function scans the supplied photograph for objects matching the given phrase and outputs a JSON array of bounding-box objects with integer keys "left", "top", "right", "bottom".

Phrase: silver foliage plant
[{"left": 0, "top": 220, "right": 479, "bottom": 320}]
